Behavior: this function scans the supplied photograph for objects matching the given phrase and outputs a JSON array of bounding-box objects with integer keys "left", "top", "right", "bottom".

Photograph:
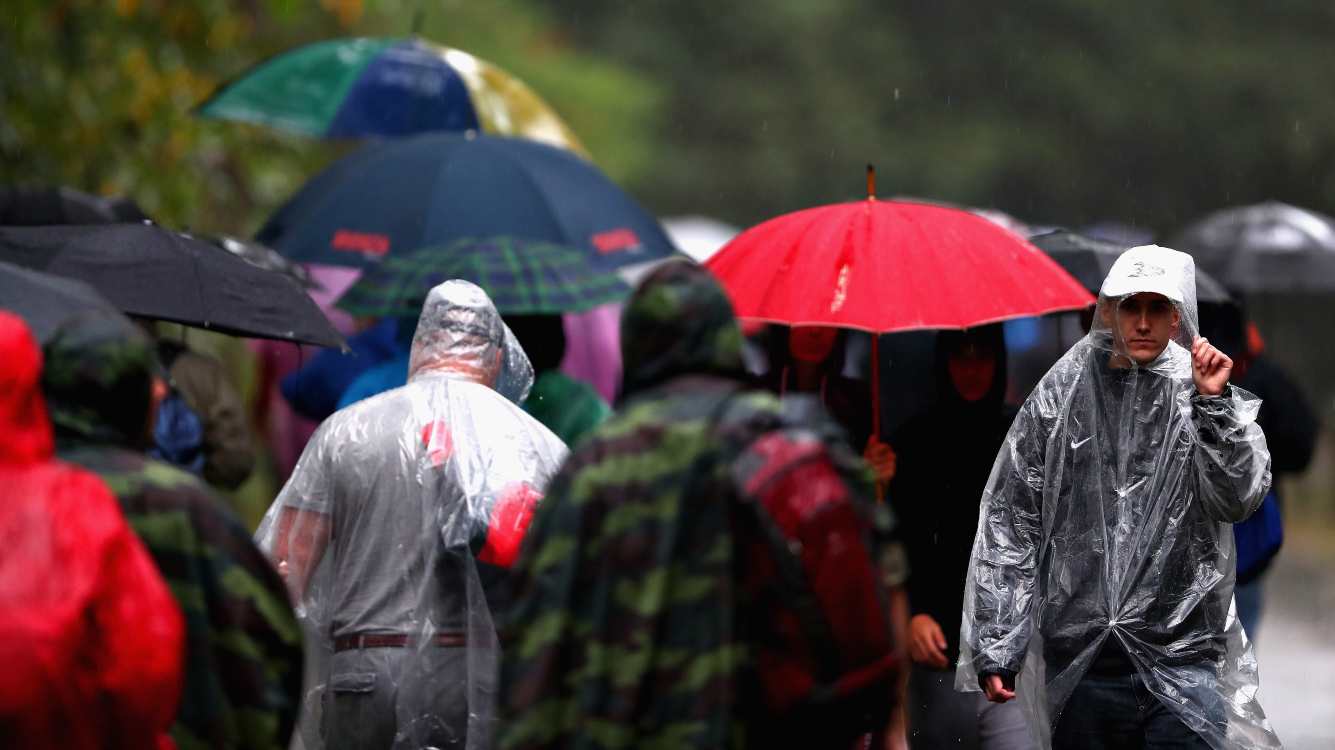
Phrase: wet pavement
[{"left": 1252, "top": 523, "right": 1335, "bottom": 749}]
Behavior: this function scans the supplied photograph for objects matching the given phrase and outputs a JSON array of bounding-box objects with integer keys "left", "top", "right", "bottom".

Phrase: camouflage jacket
[
  {"left": 498, "top": 261, "right": 897, "bottom": 749},
  {"left": 42, "top": 310, "right": 303, "bottom": 750}
]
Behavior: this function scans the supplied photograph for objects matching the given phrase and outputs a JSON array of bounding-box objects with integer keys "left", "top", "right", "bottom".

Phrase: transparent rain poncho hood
[
  {"left": 256, "top": 280, "right": 567, "bottom": 750},
  {"left": 956, "top": 246, "right": 1279, "bottom": 749}
]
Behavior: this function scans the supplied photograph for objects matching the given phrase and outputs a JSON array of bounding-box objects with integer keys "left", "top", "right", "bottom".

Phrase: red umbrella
[{"left": 705, "top": 169, "right": 1094, "bottom": 457}]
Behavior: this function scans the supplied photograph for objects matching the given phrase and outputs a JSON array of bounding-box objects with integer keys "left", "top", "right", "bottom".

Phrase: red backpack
[{"left": 714, "top": 393, "right": 901, "bottom": 742}]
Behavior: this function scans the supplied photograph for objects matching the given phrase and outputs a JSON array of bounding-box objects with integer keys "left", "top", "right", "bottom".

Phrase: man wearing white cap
[{"left": 955, "top": 246, "right": 1281, "bottom": 749}]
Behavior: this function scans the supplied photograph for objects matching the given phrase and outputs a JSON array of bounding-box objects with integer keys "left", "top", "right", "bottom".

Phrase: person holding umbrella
[
  {"left": 765, "top": 324, "right": 896, "bottom": 489},
  {"left": 887, "top": 324, "right": 1032, "bottom": 749},
  {"left": 957, "top": 245, "right": 1279, "bottom": 749}
]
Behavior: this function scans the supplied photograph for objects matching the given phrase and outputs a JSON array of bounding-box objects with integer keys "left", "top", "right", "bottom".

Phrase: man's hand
[
  {"left": 1191, "top": 336, "right": 1232, "bottom": 396},
  {"left": 864, "top": 436, "right": 897, "bottom": 483},
  {"left": 982, "top": 673, "right": 1016, "bottom": 703},
  {"left": 908, "top": 614, "right": 950, "bottom": 669}
]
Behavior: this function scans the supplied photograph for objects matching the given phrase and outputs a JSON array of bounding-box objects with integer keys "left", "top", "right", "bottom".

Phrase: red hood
[{"left": 0, "top": 311, "right": 54, "bottom": 466}]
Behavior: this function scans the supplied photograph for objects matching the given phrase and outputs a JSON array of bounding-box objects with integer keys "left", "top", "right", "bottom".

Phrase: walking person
[
  {"left": 257, "top": 280, "right": 567, "bottom": 750},
  {"left": 0, "top": 311, "right": 184, "bottom": 750},
  {"left": 39, "top": 307, "right": 304, "bottom": 750},
  {"left": 498, "top": 261, "right": 905, "bottom": 749},
  {"left": 957, "top": 246, "right": 1280, "bottom": 749},
  {"left": 888, "top": 325, "right": 1032, "bottom": 749}
]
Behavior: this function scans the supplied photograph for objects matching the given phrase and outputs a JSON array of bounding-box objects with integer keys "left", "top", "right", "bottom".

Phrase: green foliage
[
  {"left": 0, "top": 0, "right": 663, "bottom": 235},
  {"left": 550, "top": 0, "right": 1335, "bottom": 235}
]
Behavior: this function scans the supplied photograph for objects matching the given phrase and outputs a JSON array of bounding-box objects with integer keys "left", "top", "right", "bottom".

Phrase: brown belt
[{"left": 333, "top": 631, "right": 467, "bottom": 652}]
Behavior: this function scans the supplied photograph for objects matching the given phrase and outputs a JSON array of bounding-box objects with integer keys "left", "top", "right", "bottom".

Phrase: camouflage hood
[
  {"left": 619, "top": 259, "right": 746, "bottom": 399},
  {"left": 40, "top": 310, "right": 157, "bottom": 449}
]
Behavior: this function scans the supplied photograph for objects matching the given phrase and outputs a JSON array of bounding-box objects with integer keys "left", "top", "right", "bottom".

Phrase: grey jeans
[
  {"left": 324, "top": 647, "right": 469, "bottom": 750},
  {"left": 907, "top": 664, "right": 1035, "bottom": 750}
]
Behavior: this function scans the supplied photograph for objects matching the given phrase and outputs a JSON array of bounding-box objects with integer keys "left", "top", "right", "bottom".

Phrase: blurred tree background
[
  {"left": 550, "top": 0, "right": 1335, "bottom": 234},
  {"left": 0, "top": 0, "right": 661, "bottom": 234},
  {"left": 6, "top": 0, "right": 1335, "bottom": 238}
]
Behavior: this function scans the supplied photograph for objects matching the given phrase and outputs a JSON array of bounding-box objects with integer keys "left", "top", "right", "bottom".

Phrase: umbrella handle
[{"left": 872, "top": 334, "right": 885, "bottom": 504}]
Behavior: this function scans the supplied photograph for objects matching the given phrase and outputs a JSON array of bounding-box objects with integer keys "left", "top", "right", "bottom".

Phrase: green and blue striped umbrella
[
  {"left": 335, "top": 237, "right": 631, "bottom": 318},
  {"left": 197, "top": 36, "right": 587, "bottom": 154}
]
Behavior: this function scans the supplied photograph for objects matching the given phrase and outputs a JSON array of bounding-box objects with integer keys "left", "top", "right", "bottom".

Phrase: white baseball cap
[{"left": 1099, "top": 244, "right": 1192, "bottom": 304}]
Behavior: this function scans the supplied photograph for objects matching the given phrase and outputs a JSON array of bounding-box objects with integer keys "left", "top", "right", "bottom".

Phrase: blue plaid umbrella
[{"left": 336, "top": 236, "right": 630, "bottom": 318}]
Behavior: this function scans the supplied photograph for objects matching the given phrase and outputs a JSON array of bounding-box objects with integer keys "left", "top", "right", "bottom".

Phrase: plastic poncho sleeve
[
  {"left": 269, "top": 423, "right": 335, "bottom": 601},
  {"left": 1189, "top": 387, "right": 1271, "bottom": 523},
  {"left": 964, "top": 389, "right": 1051, "bottom": 679}
]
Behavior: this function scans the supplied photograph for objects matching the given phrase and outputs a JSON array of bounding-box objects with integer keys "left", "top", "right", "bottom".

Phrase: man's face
[{"left": 1107, "top": 292, "right": 1180, "bottom": 365}]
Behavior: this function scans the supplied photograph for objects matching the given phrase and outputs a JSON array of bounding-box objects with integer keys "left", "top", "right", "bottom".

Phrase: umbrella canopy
[
  {"left": 1030, "top": 229, "right": 1232, "bottom": 304},
  {"left": 661, "top": 216, "right": 739, "bottom": 263},
  {"left": 197, "top": 36, "right": 587, "bottom": 153},
  {"left": 257, "top": 132, "right": 678, "bottom": 273},
  {"left": 705, "top": 199, "right": 1094, "bottom": 333},
  {"left": 336, "top": 236, "right": 630, "bottom": 318},
  {"left": 1, "top": 185, "right": 149, "bottom": 225},
  {"left": 209, "top": 234, "right": 314, "bottom": 288},
  {"left": 0, "top": 260, "right": 129, "bottom": 343},
  {"left": 1173, "top": 201, "right": 1335, "bottom": 293},
  {"left": 0, "top": 224, "right": 344, "bottom": 348}
]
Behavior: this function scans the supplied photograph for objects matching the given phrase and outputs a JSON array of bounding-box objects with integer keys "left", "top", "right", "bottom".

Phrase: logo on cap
[{"left": 1126, "top": 261, "right": 1165, "bottom": 278}]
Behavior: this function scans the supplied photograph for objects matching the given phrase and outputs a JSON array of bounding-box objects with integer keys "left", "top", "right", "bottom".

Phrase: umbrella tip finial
[{"left": 866, "top": 164, "right": 876, "bottom": 201}]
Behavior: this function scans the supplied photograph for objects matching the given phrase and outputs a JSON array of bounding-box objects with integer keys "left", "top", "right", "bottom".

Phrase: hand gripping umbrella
[
  {"left": 0, "top": 224, "right": 344, "bottom": 348},
  {"left": 196, "top": 36, "right": 587, "bottom": 155},
  {"left": 705, "top": 167, "right": 1094, "bottom": 481}
]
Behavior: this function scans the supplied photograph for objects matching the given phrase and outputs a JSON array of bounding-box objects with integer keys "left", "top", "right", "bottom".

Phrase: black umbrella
[
  {"left": 1030, "top": 229, "right": 1232, "bottom": 304},
  {"left": 209, "top": 234, "right": 314, "bottom": 288},
  {"left": 0, "top": 260, "right": 131, "bottom": 343},
  {"left": 0, "top": 224, "right": 344, "bottom": 348},
  {"left": 1, "top": 185, "right": 150, "bottom": 225},
  {"left": 1172, "top": 202, "right": 1335, "bottom": 293}
]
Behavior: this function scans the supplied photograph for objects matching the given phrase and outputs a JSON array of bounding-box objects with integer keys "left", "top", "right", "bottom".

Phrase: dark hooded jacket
[
  {"left": 498, "top": 260, "right": 899, "bottom": 750},
  {"left": 40, "top": 311, "right": 304, "bottom": 750},
  {"left": 889, "top": 325, "right": 1015, "bottom": 668},
  {"left": 0, "top": 310, "right": 183, "bottom": 750},
  {"left": 763, "top": 325, "right": 873, "bottom": 451}
]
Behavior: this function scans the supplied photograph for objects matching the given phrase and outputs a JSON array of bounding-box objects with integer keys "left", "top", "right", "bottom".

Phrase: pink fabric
[
  {"left": 248, "top": 264, "right": 363, "bottom": 481},
  {"left": 560, "top": 302, "right": 623, "bottom": 403},
  {"left": 305, "top": 264, "right": 364, "bottom": 336}
]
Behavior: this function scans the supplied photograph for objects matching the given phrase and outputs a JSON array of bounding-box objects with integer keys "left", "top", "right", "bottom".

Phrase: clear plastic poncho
[
  {"left": 956, "top": 246, "right": 1280, "bottom": 749},
  {"left": 256, "top": 280, "right": 568, "bottom": 750}
]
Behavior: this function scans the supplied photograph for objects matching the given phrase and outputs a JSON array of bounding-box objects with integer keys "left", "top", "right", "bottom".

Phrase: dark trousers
[
  {"left": 1052, "top": 672, "right": 1210, "bottom": 750},
  {"left": 324, "top": 647, "right": 470, "bottom": 750}
]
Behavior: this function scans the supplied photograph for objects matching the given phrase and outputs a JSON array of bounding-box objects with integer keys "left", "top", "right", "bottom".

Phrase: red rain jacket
[{"left": 0, "top": 311, "right": 185, "bottom": 749}]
